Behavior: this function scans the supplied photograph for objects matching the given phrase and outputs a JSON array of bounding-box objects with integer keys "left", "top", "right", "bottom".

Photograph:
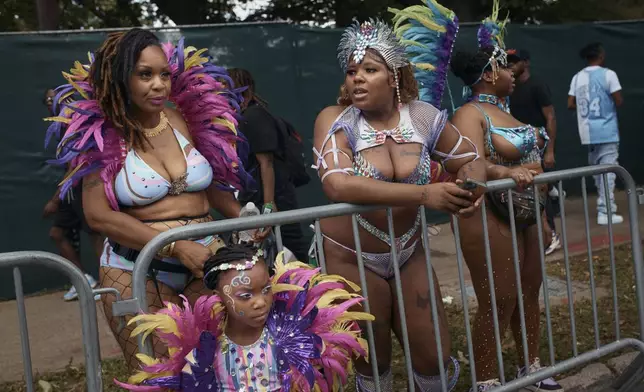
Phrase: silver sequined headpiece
[{"left": 338, "top": 19, "right": 410, "bottom": 73}]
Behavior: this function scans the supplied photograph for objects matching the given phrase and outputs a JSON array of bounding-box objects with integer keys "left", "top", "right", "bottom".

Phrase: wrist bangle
[
  {"left": 263, "top": 202, "right": 275, "bottom": 213},
  {"left": 157, "top": 242, "right": 176, "bottom": 258}
]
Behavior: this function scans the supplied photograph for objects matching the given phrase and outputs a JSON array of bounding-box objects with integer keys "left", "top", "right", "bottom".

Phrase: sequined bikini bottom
[{"left": 321, "top": 210, "right": 421, "bottom": 279}]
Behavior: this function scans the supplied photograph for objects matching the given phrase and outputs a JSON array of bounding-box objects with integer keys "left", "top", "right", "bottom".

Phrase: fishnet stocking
[
  {"left": 99, "top": 266, "right": 182, "bottom": 369},
  {"left": 98, "top": 217, "right": 220, "bottom": 370},
  {"left": 182, "top": 279, "right": 210, "bottom": 304}
]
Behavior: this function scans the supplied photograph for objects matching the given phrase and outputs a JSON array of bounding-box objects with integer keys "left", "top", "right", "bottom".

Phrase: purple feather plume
[
  {"left": 114, "top": 259, "right": 371, "bottom": 392},
  {"left": 267, "top": 283, "right": 322, "bottom": 391}
]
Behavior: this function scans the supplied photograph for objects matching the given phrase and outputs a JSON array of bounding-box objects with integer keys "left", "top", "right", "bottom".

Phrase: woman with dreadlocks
[
  {"left": 448, "top": 2, "right": 563, "bottom": 390},
  {"left": 45, "top": 28, "right": 263, "bottom": 368},
  {"left": 311, "top": 14, "right": 488, "bottom": 391}
]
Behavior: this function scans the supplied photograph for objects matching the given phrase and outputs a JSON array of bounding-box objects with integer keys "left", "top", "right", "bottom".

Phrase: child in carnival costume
[{"left": 115, "top": 244, "right": 374, "bottom": 391}]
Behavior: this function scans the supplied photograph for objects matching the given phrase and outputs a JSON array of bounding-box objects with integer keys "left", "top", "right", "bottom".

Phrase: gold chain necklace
[{"left": 142, "top": 112, "right": 169, "bottom": 137}]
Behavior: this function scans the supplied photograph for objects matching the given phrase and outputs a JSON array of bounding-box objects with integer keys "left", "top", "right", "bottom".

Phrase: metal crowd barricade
[
  {"left": 0, "top": 251, "right": 103, "bottom": 392},
  {"left": 614, "top": 351, "right": 644, "bottom": 391},
  {"left": 611, "top": 185, "right": 644, "bottom": 392},
  {"left": 118, "top": 164, "right": 644, "bottom": 392},
  {"left": 459, "top": 164, "right": 644, "bottom": 392}
]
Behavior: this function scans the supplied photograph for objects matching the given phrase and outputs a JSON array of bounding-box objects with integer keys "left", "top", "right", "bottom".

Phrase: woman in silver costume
[{"left": 312, "top": 19, "right": 487, "bottom": 392}]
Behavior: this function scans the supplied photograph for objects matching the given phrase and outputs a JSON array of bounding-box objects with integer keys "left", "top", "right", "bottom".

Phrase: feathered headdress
[
  {"left": 386, "top": 0, "right": 456, "bottom": 184},
  {"left": 44, "top": 38, "right": 253, "bottom": 211},
  {"left": 114, "top": 252, "right": 374, "bottom": 391},
  {"left": 337, "top": 19, "right": 409, "bottom": 73},
  {"left": 469, "top": 0, "right": 510, "bottom": 110},
  {"left": 477, "top": 0, "right": 508, "bottom": 50},
  {"left": 389, "top": 0, "right": 459, "bottom": 109}
]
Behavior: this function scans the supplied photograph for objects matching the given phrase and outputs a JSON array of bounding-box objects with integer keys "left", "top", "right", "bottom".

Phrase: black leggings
[{"left": 542, "top": 165, "right": 560, "bottom": 233}]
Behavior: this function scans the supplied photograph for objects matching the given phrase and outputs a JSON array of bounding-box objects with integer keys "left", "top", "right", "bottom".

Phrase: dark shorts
[
  {"left": 53, "top": 198, "right": 81, "bottom": 230},
  {"left": 52, "top": 186, "right": 94, "bottom": 234}
]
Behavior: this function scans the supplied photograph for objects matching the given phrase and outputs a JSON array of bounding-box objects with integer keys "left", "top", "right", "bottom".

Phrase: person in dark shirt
[
  {"left": 508, "top": 49, "right": 561, "bottom": 255},
  {"left": 228, "top": 68, "right": 309, "bottom": 262},
  {"left": 508, "top": 49, "right": 557, "bottom": 166}
]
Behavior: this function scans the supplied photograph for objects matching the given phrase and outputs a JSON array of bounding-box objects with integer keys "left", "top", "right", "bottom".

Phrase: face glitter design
[{"left": 223, "top": 270, "right": 251, "bottom": 315}]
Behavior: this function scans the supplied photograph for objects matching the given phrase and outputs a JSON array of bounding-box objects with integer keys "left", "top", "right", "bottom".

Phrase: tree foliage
[
  {"left": 3, "top": 0, "right": 160, "bottom": 31},
  {"left": 253, "top": 0, "right": 644, "bottom": 26},
  {"left": 1, "top": 0, "right": 38, "bottom": 31},
  {"left": 1, "top": 0, "right": 643, "bottom": 32}
]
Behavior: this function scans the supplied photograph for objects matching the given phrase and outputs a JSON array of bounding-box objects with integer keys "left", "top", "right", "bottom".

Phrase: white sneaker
[
  {"left": 598, "top": 213, "right": 623, "bottom": 225},
  {"left": 549, "top": 187, "right": 559, "bottom": 198},
  {"left": 517, "top": 358, "right": 564, "bottom": 391},
  {"left": 545, "top": 233, "right": 562, "bottom": 256},
  {"left": 549, "top": 187, "right": 566, "bottom": 199},
  {"left": 469, "top": 379, "right": 502, "bottom": 391},
  {"left": 62, "top": 274, "right": 99, "bottom": 302},
  {"left": 63, "top": 285, "right": 78, "bottom": 301}
]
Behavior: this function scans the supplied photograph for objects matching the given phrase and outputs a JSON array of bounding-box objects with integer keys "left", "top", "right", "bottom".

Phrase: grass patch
[
  {"left": 545, "top": 243, "right": 635, "bottom": 288},
  {"left": 0, "top": 357, "right": 128, "bottom": 392},
  {"left": 1, "top": 244, "right": 639, "bottom": 391},
  {"left": 381, "top": 243, "right": 639, "bottom": 391}
]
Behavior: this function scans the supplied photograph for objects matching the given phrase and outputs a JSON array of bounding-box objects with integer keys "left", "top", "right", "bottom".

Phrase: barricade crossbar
[{"left": 120, "top": 164, "right": 643, "bottom": 392}]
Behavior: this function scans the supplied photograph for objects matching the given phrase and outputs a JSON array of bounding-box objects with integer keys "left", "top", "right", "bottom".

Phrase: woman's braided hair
[
  {"left": 451, "top": 47, "right": 500, "bottom": 87},
  {"left": 89, "top": 28, "right": 161, "bottom": 151}
]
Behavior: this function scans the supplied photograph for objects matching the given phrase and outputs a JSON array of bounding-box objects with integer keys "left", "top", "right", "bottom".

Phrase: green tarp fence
[{"left": 1, "top": 21, "right": 642, "bottom": 298}]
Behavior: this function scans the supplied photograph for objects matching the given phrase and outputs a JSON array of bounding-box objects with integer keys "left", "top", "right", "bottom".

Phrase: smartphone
[{"left": 459, "top": 178, "right": 488, "bottom": 199}]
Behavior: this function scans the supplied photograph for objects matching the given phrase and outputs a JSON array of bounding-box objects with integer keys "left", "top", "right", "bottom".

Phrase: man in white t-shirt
[{"left": 568, "top": 42, "right": 624, "bottom": 225}]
